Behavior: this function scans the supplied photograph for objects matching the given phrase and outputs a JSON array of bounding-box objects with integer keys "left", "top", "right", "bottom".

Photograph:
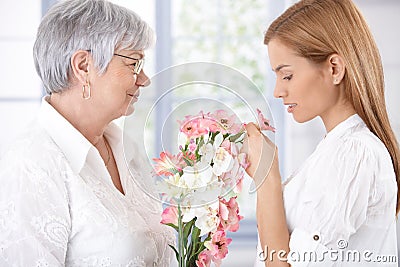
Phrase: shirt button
[{"left": 313, "top": 235, "right": 320, "bottom": 241}]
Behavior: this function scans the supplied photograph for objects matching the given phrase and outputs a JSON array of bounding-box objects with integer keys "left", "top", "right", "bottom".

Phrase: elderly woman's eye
[{"left": 128, "top": 62, "right": 139, "bottom": 71}]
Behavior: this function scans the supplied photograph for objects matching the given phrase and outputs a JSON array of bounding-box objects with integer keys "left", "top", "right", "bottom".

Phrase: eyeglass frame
[{"left": 113, "top": 53, "right": 145, "bottom": 75}]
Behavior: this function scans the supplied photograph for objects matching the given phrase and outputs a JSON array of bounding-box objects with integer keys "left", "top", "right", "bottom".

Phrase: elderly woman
[{"left": 0, "top": 0, "right": 174, "bottom": 266}]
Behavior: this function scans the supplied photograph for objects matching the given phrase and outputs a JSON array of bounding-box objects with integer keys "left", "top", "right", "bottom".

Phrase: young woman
[{"left": 245, "top": 0, "right": 400, "bottom": 266}]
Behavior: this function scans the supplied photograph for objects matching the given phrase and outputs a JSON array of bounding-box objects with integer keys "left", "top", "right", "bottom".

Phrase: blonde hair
[{"left": 265, "top": 0, "right": 400, "bottom": 214}]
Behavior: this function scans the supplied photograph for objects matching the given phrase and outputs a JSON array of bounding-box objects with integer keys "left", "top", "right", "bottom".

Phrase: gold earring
[{"left": 82, "top": 82, "right": 91, "bottom": 99}]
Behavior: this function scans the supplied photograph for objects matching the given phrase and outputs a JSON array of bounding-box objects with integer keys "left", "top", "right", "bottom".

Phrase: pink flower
[
  {"left": 237, "top": 152, "right": 249, "bottom": 169},
  {"left": 181, "top": 150, "right": 197, "bottom": 164},
  {"left": 219, "top": 140, "right": 239, "bottom": 157},
  {"left": 160, "top": 206, "right": 178, "bottom": 226},
  {"left": 218, "top": 197, "right": 243, "bottom": 232},
  {"left": 234, "top": 177, "right": 244, "bottom": 194},
  {"left": 256, "top": 108, "right": 276, "bottom": 132},
  {"left": 188, "top": 141, "right": 197, "bottom": 152},
  {"left": 209, "top": 110, "right": 243, "bottom": 135},
  {"left": 219, "top": 159, "right": 245, "bottom": 193},
  {"left": 220, "top": 140, "right": 231, "bottom": 153},
  {"left": 153, "top": 152, "right": 184, "bottom": 176},
  {"left": 196, "top": 250, "right": 212, "bottom": 267},
  {"left": 205, "top": 230, "right": 232, "bottom": 263},
  {"left": 178, "top": 111, "right": 214, "bottom": 139},
  {"left": 180, "top": 118, "right": 207, "bottom": 139}
]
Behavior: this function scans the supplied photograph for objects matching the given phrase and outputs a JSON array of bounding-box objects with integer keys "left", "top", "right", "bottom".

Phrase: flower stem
[{"left": 178, "top": 204, "right": 185, "bottom": 267}]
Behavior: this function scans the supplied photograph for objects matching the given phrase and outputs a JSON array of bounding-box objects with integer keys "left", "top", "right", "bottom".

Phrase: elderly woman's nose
[{"left": 135, "top": 71, "right": 151, "bottom": 87}]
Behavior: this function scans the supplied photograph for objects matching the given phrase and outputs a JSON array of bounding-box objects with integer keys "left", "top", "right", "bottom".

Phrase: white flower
[
  {"left": 212, "top": 147, "right": 234, "bottom": 176},
  {"left": 181, "top": 162, "right": 216, "bottom": 189},
  {"left": 182, "top": 203, "right": 219, "bottom": 236},
  {"left": 181, "top": 206, "right": 205, "bottom": 223},
  {"left": 203, "top": 132, "right": 210, "bottom": 143},
  {"left": 198, "top": 143, "right": 215, "bottom": 164},
  {"left": 178, "top": 132, "right": 189, "bottom": 148},
  {"left": 157, "top": 173, "right": 190, "bottom": 199},
  {"left": 213, "top": 133, "right": 224, "bottom": 149}
]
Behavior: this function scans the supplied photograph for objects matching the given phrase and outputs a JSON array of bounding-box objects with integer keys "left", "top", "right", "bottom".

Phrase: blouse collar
[
  {"left": 318, "top": 114, "right": 366, "bottom": 149},
  {"left": 37, "top": 96, "right": 123, "bottom": 174}
]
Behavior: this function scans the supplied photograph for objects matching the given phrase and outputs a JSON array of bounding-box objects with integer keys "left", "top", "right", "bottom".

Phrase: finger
[
  {"left": 263, "top": 134, "right": 275, "bottom": 147},
  {"left": 245, "top": 122, "right": 261, "bottom": 136}
]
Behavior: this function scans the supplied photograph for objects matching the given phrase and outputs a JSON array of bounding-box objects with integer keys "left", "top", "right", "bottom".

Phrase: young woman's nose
[{"left": 273, "top": 82, "right": 288, "bottom": 99}]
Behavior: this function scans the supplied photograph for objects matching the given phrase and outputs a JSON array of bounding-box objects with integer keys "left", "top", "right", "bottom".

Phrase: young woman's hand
[{"left": 242, "top": 122, "right": 280, "bottom": 188}]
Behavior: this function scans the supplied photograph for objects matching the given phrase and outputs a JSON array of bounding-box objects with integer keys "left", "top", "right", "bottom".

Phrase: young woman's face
[
  {"left": 90, "top": 50, "right": 150, "bottom": 119},
  {"left": 268, "top": 39, "right": 340, "bottom": 123}
]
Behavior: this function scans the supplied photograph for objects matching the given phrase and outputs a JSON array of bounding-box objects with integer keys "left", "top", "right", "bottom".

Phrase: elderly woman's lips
[{"left": 128, "top": 93, "right": 139, "bottom": 101}]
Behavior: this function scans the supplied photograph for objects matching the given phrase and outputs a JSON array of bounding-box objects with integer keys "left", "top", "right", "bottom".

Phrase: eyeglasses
[{"left": 113, "top": 53, "right": 145, "bottom": 75}]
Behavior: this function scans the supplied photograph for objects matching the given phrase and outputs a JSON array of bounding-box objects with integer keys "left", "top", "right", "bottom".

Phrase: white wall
[{"left": 0, "top": 0, "right": 42, "bottom": 155}]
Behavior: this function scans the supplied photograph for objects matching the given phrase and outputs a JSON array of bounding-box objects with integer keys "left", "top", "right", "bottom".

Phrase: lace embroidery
[
  {"left": 68, "top": 256, "right": 112, "bottom": 267},
  {"left": 36, "top": 259, "right": 50, "bottom": 267},
  {"left": 127, "top": 256, "right": 146, "bottom": 267},
  {"left": 31, "top": 214, "right": 69, "bottom": 249},
  {"left": 0, "top": 201, "right": 16, "bottom": 237}
]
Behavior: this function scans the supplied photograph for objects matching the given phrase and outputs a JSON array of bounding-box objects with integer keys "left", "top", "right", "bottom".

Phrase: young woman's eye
[{"left": 283, "top": 74, "right": 293, "bottom": 81}]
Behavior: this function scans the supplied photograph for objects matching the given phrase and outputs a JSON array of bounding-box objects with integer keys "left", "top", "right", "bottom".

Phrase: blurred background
[{"left": 0, "top": 0, "right": 399, "bottom": 266}]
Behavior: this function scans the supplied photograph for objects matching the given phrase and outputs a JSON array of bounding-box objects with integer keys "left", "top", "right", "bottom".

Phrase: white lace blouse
[
  {"left": 0, "top": 97, "right": 175, "bottom": 266},
  {"left": 255, "top": 114, "right": 398, "bottom": 266}
]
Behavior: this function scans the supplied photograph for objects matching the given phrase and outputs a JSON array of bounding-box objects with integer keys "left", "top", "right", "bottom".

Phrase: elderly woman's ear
[{"left": 71, "top": 50, "right": 91, "bottom": 85}]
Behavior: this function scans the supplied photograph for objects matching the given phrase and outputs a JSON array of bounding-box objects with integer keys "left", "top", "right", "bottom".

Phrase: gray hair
[{"left": 33, "top": 0, "right": 155, "bottom": 94}]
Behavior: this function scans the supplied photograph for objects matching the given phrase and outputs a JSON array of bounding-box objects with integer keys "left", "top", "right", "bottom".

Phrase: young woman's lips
[{"left": 285, "top": 103, "right": 297, "bottom": 113}]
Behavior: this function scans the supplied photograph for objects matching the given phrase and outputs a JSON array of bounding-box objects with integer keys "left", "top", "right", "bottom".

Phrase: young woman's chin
[{"left": 292, "top": 113, "right": 316, "bottom": 124}]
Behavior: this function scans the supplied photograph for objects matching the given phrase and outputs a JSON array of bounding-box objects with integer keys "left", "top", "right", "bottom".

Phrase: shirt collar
[
  {"left": 319, "top": 114, "right": 365, "bottom": 148},
  {"left": 38, "top": 96, "right": 92, "bottom": 173},
  {"left": 38, "top": 97, "right": 126, "bottom": 174}
]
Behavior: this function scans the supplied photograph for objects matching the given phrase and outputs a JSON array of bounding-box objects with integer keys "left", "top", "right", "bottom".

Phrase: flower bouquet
[{"left": 153, "top": 109, "right": 274, "bottom": 267}]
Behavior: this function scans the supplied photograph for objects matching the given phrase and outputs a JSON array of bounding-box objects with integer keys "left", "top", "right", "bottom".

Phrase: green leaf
[
  {"left": 187, "top": 254, "right": 198, "bottom": 267},
  {"left": 165, "top": 223, "right": 179, "bottom": 231},
  {"left": 183, "top": 219, "right": 195, "bottom": 246},
  {"left": 194, "top": 242, "right": 206, "bottom": 255},
  {"left": 187, "top": 226, "right": 199, "bottom": 259},
  {"left": 188, "top": 243, "right": 207, "bottom": 265},
  {"left": 182, "top": 157, "right": 192, "bottom": 166},
  {"left": 197, "top": 136, "right": 205, "bottom": 148},
  {"left": 168, "top": 244, "right": 179, "bottom": 262},
  {"left": 191, "top": 225, "right": 201, "bottom": 249},
  {"left": 229, "top": 131, "right": 245, "bottom": 142},
  {"left": 187, "top": 225, "right": 203, "bottom": 264}
]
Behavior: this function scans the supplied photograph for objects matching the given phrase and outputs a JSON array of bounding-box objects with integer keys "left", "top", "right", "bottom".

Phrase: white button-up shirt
[
  {"left": 255, "top": 114, "right": 398, "bottom": 266},
  {"left": 0, "top": 97, "right": 175, "bottom": 266}
]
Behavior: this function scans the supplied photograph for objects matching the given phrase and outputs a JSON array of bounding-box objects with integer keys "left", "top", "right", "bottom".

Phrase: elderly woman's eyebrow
[{"left": 127, "top": 51, "right": 145, "bottom": 59}]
